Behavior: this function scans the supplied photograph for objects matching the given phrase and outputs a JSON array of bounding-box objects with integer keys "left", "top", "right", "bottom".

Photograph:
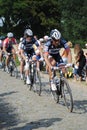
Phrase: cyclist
[
  {"left": 20, "top": 29, "right": 40, "bottom": 85},
  {"left": 17, "top": 37, "right": 24, "bottom": 79},
  {"left": 0, "top": 39, "right": 3, "bottom": 68},
  {"left": 3, "top": 32, "right": 18, "bottom": 72},
  {"left": 44, "top": 29, "right": 72, "bottom": 90}
]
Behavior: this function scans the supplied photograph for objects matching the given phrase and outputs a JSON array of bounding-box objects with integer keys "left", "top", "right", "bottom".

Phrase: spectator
[{"left": 73, "top": 44, "right": 86, "bottom": 81}]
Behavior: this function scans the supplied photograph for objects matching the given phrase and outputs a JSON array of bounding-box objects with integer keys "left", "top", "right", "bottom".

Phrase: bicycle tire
[
  {"left": 33, "top": 70, "right": 42, "bottom": 96},
  {"left": 29, "top": 75, "right": 34, "bottom": 90},
  {"left": 50, "top": 81, "right": 59, "bottom": 103},
  {"left": 1, "top": 56, "right": 6, "bottom": 71},
  {"left": 8, "top": 60, "right": 13, "bottom": 76},
  {"left": 51, "top": 90, "right": 59, "bottom": 103},
  {"left": 12, "top": 60, "right": 18, "bottom": 78},
  {"left": 61, "top": 77, "right": 73, "bottom": 112},
  {"left": 8, "top": 60, "right": 18, "bottom": 78}
]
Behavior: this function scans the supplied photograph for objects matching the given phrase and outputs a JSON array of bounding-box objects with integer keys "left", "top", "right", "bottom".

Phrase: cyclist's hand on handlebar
[
  {"left": 7, "top": 53, "right": 11, "bottom": 56},
  {"left": 39, "top": 57, "right": 44, "bottom": 61},
  {"left": 66, "top": 63, "right": 72, "bottom": 67}
]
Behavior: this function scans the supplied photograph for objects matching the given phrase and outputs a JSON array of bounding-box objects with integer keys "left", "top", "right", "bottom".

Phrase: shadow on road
[
  {"left": 73, "top": 100, "right": 87, "bottom": 114},
  {"left": 12, "top": 117, "right": 62, "bottom": 130},
  {"left": 0, "top": 91, "right": 20, "bottom": 129}
]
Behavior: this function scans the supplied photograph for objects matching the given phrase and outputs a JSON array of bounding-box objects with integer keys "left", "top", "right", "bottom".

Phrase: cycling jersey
[
  {"left": 44, "top": 38, "right": 70, "bottom": 63},
  {"left": 3, "top": 37, "right": 17, "bottom": 48},
  {"left": 3, "top": 37, "right": 17, "bottom": 52},
  {"left": 21, "top": 37, "right": 39, "bottom": 57}
]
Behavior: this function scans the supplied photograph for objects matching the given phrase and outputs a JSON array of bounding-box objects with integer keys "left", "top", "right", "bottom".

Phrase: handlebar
[{"left": 51, "top": 63, "right": 72, "bottom": 71}]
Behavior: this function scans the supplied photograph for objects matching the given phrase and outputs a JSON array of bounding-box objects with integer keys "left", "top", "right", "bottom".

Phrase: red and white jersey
[{"left": 3, "top": 37, "right": 17, "bottom": 48}]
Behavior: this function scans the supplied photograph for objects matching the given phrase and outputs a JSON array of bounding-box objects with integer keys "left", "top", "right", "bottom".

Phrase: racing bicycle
[
  {"left": 24, "top": 59, "right": 42, "bottom": 96},
  {"left": 50, "top": 63, "right": 73, "bottom": 112}
]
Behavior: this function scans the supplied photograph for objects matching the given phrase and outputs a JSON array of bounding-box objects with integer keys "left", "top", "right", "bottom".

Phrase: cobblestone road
[{"left": 0, "top": 70, "right": 87, "bottom": 130}]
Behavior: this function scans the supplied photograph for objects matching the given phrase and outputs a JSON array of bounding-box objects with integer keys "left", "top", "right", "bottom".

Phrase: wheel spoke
[{"left": 62, "top": 78, "right": 73, "bottom": 112}]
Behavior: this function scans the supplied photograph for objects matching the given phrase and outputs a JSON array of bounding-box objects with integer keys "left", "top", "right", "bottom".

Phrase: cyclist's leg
[
  {"left": 47, "top": 56, "right": 57, "bottom": 91},
  {"left": 86, "top": 65, "right": 87, "bottom": 83},
  {"left": 11, "top": 47, "right": 16, "bottom": 60},
  {"left": 18, "top": 51, "right": 24, "bottom": 79},
  {"left": 36, "top": 54, "right": 41, "bottom": 71},
  {"left": 25, "top": 58, "right": 31, "bottom": 84},
  {"left": 24, "top": 53, "right": 36, "bottom": 85},
  {"left": 0, "top": 48, "right": 3, "bottom": 67},
  {"left": 5, "top": 47, "right": 12, "bottom": 67},
  {"left": 48, "top": 56, "right": 56, "bottom": 80}
]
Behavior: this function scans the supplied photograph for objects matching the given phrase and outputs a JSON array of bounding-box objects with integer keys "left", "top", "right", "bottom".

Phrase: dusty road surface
[{"left": 0, "top": 70, "right": 87, "bottom": 130}]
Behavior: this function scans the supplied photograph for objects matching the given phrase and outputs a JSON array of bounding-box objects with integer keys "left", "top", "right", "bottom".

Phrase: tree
[
  {"left": 0, "top": 0, "right": 61, "bottom": 38},
  {"left": 0, "top": 0, "right": 87, "bottom": 45},
  {"left": 59, "top": 0, "right": 87, "bottom": 45}
]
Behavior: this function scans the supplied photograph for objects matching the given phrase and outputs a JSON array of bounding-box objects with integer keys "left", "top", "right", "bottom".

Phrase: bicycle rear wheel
[
  {"left": 13, "top": 63, "right": 18, "bottom": 78},
  {"left": 33, "top": 70, "right": 42, "bottom": 96},
  {"left": 1, "top": 56, "right": 6, "bottom": 71},
  {"left": 61, "top": 78, "right": 73, "bottom": 112},
  {"left": 8, "top": 60, "right": 18, "bottom": 78}
]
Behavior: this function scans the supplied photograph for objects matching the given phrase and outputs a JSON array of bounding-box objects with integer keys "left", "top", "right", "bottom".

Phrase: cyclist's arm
[
  {"left": 13, "top": 38, "right": 18, "bottom": 52},
  {"left": 20, "top": 49, "right": 26, "bottom": 61},
  {"left": 44, "top": 41, "right": 52, "bottom": 68},
  {"left": 38, "top": 45, "right": 43, "bottom": 57},
  {"left": 65, "top": 48, "right": 72, "bottom": 63},
  {"left": 44, "top": 52, "right": 52, "bottom": 68},
  {"left": 34, "top": 40, "right": 43, "bottom": 58},
  {"left": 61, "top": 39, "right": 72, "bottom": 64},
  {"left": 3, "top": 42, "right": 8, "bottom": 54}
]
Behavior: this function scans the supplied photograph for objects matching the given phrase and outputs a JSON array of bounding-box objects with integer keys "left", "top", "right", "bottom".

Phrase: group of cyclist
[{"left": 0, "top": 28, "right": 87, "bottom": 90}]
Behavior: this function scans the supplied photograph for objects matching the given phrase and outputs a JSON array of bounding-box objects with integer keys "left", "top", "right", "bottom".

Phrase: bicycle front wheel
[
  {"left": 33, "top": 70, "right": 42, "bottom": 96},
  {"left": 61, "top": 78, "right": 73, "bottom": 112},
  {"left": 51, "top": 89, "right": 59, "bottom": 103}
]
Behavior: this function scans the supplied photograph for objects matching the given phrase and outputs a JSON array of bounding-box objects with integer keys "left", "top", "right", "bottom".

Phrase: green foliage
[
  {"left": 0, "top": 0, "right": 87, "bottom": 43},
  {"left": 15, "top": 55, "right": 20, "bottom": 66},
  {"left": 72, "top": 39, "right": 86, "bottom": 48},
  {"left": 59, "top": 0, "right": 87, "bottom": 43}
]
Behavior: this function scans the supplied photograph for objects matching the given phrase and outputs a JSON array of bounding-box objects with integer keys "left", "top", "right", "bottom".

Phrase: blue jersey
[
  {"left": 44, "top": 38, "right": 69, "bottom": 55},
  {"left": 44, "top": 38, "right": 69, "bottom": 63},
  {"left": 21, "top": 37, "right": 39, "bottom": 54}
]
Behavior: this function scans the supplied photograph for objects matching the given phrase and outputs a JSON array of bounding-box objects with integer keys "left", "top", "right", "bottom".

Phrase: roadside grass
[{"left": 15, "top": 56, "right": 20, "bottom": 66}]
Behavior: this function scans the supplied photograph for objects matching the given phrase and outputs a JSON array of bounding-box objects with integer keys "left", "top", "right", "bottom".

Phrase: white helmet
[
  {"left": 0, "top": 40, "right": 2, "bottom": 46},
  {"left": 0, "top": 40, "right": 2, "bottom": 44},
  {"left": 50, "top": 29, "right": 61, "bottom": 40},
  {"left": 24, "top": 29, "right": 33, "bottom": 37},
  {"left": 85, "top": 43, "right": 87, "bottom": 47},
  {"left": 7, "top": 32, "right": 13, "bottom": 38},
  {"left": 39, "top": 38, "right": 44, "bottom": 42},
  {"left": 20, "top": 37, "right": 23, "bottom": 42}
]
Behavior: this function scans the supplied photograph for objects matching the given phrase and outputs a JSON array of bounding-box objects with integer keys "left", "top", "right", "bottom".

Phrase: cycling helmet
[
  {"left": 0, "top": 40, "right": 2, "bottom": 46},
  {"left": 24, "top": 29, "right": 33, "bottom": 37},
  {"left": 39, "top": 38, "right": 44, "bottom": 43},
  {"left": 85, "top": 43, "right": 87, "bottom": 47},
  {"left": 7, "top": 32, "right": 13, "bottom": 38},
  {"left": 50, "top": 29, "right": 61, "bottom": 40},
  {"left": 20, "top": 37, "right": 23, "bottom": 42}
]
